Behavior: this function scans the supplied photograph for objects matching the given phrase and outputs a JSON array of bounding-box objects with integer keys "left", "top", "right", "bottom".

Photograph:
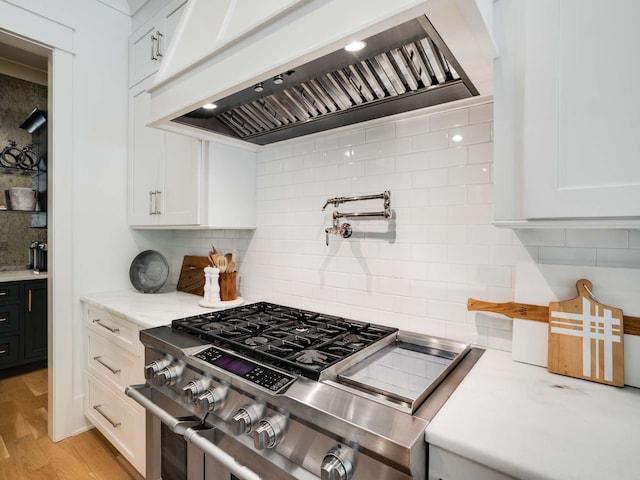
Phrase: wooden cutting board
[
  {"left": 548, "top": 279, "right": 624, "bottom": 386},
  {"left": 176, "top": 255, "right": 211, "bottom": 296}
]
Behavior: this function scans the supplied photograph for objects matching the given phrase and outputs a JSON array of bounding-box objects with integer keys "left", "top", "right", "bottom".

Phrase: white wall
[{"left": 169, "top": 98, "right": 640, "bottom": 352}]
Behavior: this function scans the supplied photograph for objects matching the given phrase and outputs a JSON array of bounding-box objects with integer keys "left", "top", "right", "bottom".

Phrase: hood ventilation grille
[{"left": 174, "top": 16, "right": 478, "bottom": 145}]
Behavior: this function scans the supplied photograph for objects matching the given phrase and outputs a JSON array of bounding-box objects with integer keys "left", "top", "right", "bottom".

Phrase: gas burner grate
[{"left": 171, "top": 302, "right": 398, "bottom": 380}]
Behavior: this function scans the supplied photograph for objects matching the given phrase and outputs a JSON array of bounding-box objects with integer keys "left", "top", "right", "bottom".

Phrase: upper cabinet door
[
  {"left": 128, "top": 0, "right": 188, "bottom": 87},
  {"left": 128, "top": 79, "right": 162, "bottom": 226},
  {"left": 129, "top": 23, "right": 159, "bottom": 88},
  {"left": 493, "top": 0, "right": 640, "bottom": 224},
  {"left": 522, "top": 0, "right": 640, "bottom": 219}
]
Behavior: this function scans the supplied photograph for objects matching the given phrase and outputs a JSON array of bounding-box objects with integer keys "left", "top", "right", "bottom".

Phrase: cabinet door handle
[
  {"left": 93, "top": 356, "right": 121, "bottom": 375},
  {"left": 92, "top": 405, "right": 121, "bottom": 428},
  {"left": 154, "top": 190, "right": 162, "bottom": 214},
  {"left": 0, "top": 291, "right": 7, "bottom": 296},
  {"left": 0, "top": 349, "right": 6, "bottom": 355},
  {"left": 149, "top": 190, "right": 154, "bottom": 215},
  {"left": 150, "top": 34, "right": 157, "bottom": 60},
  {"left": 28, "top": 290, "right": 32, "bottom": 312},
  {"left": 92, "top": 319, "right": 119, "bottom": 334},
  {"left": 155, "top": 31, "right": 163, "bottom": 58},
  {"left": 0, "top": 317, "right": 6, "bottom": 323}
]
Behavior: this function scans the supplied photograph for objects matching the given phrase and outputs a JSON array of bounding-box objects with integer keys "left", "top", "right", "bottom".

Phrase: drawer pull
[
  {"left": 92, "top": 404, "right": 121, "bottom": 428},
  {"left": 0, "top": 292, "right": 6, "bottom": 296},
  {"left": 0, "top": 349, "right": 6, "bottom": 354},
  {"left": 93, "top": 356, "right": 121, "bottom": 375},
  {"left": 93, "top": 319, "right": 119, "bottom": 334},
  {"left": 0, "top": 317, "right": 6, "bottom": 323}
]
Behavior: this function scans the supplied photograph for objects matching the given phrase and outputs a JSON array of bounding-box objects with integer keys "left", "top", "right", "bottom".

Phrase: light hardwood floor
[{"left": 0, "top": 368, "right": 144, "bottom": 480}]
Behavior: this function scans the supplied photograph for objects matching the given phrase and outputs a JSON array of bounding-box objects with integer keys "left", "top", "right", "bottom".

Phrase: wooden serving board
[
  {"left": 548, "top": 279, "right": 624, "bottom": 386},
  {"left": 176, "top": 255, "right": 211, "bottom": 297}
]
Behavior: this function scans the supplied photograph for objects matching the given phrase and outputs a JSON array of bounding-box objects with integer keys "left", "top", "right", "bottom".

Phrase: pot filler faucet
[{"left": 322, "top": 191, "right": 391, "bottom": 245}]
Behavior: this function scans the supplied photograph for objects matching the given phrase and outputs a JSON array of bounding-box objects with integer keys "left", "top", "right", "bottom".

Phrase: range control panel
[{"left": 193, "top": 347, "right": 296, "bottom": 393}]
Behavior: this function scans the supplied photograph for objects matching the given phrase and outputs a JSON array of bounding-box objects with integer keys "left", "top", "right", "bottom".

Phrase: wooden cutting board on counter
[
  {"left": 176, "top": 255, "right": 211, "bottom": 296},
  {"left": 548, "top": 279, "right": 624, "bottom": 387}
]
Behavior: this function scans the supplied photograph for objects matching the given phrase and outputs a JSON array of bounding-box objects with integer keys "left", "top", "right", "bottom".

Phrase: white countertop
[
  {"left": 81, "top": 288, "right": 251, "bottom": 329},
  {"left": 0, "top": 270, "right": 48, "bottom": 282},
  {"left": 425, "top": 349, "right": 640, "bottom": 480}
]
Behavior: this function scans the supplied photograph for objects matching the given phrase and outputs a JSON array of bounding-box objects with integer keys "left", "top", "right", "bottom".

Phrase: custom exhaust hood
[{"left": 148, "top": 0, "right": 495, "bottom": 146}]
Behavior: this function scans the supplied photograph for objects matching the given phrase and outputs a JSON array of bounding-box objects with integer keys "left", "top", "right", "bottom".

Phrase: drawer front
[
  {"left": 85, "top": 372, "right": 145, "bottom": 475},
  {"left": 0, "top": 335, "right": 20, "bottom": 368},
  {"left": 84, "top": 305, "right": 140, "bottom": 356},
  {"left": 0, "top": 283, "right": 20, "bottom": 304},
  {"left": 87, "top": 330, "right": 143, "bottom": 392},
  {"left": 0, "top": 304, "right": 20, "bottom": 335}
]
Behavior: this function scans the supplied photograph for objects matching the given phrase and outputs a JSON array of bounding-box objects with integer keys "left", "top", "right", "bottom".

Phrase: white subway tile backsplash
[
  {"left": 393, "top": 296, "right": 428, "bottom": 316},
  {"left": 315, "top": 134, "right": 339, "bottom": 151},
  {"left": 429, "top": 146, "right": 467, "bottom": 168},
  {"left": 168, "top": 101, "right": 640, "bottom": 355},
  {"left": 411, "top": 206, "right": 448, "bottom": 225},
  {"left": 428, "top": 300, "right": 467, "bottom": 322},
  {"left": 429, "top": 225, "right": 467, "bottom": 245},
  {"left": 538, "top": 247, "right": 596, "bottom": 266},
  {"left": 468, "top": 225, "right": 513, "bottom": 245},
  {"left": 448, "top": 123, "right": 492, "bottom": 147},
  {"left": 411, "top": 169, "right": 448, "bottom": 188},
  {"left": 396, "top": 152, "right": 429, "bottom": 172},
  {"left": 410, "top": 280, "right": 447, "bottom": 300},
  {"left": 565, "top": 229, "right": 628, "bottom": 248},
  {"left": 337, "top": 161, "right": 364, "bottom": 178},
  {"left": 366, "top": 124, "right": 396, "bottom": 143},
  {"left": 447, "top": 244, "right": 489, "bottom": 265},
  {"left": 467, "top": 184, "right": 493, "bottom": 204},
  {"left": 430, "top": 109, "right": 469, "bottom": 131},
  {"left": 515, "top": 229, "right": 566, "bottom": 247},
  {"left": 469, "top": 103, "right": 494, "bottom": 124},
  {"left": 410, "top": 243, "right": 448, "bottom": 263},
  {"left": 447, "top": 205, "right": 491, "bottom": 225},
  {"left": 428, "top": 185, "right": 467, "bottom": 205},
  {"left": 396, "top": 115, "right": 430, "bottom": 137},
  {"left": 339, "top": 129, "right": 366, "bottom": 147},
  {"left": 448, "top": 164, "right": 491, "bottom": 186},
  {"left": 596, "top": 248, "right": 640, "bottom": 268},
  {"left": 293, "top": 140, "right": 315, "bottom": 156},
  {"left": 412, "top": 130, "right": 449, "bottom": 152},
  {"left": 468, "top": 142, "right": 493, "bottom": 164},
  {"left": 364, "top": 157, "right": 396, "bottom": 176},
  {"left": 470, "top": 265, "right": 512, "bottom": 288}
]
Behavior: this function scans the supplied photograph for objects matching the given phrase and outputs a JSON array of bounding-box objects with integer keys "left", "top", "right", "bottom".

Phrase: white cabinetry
[
  {"left": 128, "top": 77, "right": 257, "bottom": 228},
  {"left": 428, "top": 445, "right": 515, "bottom": 480},
  {"left": 129, "top": 76, "right": 203, "bottom": 227},
  {"left": 493, "top": 0, "right": 640, "bottom": 226},
  {"left": 83, "top": 303, "right": 146, "bottom": 476},
  {"left": 129, "top": 0, "right": 187, "bottom": 87}
]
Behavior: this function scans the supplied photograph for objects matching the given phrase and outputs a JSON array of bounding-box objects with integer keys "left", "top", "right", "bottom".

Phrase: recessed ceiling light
[
  {"left": 273, "top": 74, "right": 284, "bottom": 85},
  {"left": 202, "top": 103, "right": 217, "bottom": 110},
  {"left": 344, "top": 41, "right": 366, "bottom": 52}
]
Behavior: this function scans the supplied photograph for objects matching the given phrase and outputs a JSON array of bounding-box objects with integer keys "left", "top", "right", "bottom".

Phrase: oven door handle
[{"left": 125, "top": 385, "right": 263, "bottom": 480}]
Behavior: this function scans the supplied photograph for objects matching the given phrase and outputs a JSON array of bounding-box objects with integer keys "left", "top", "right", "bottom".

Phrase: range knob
[
  {"left": 252, "top": 414, "right": 288, "bottom": 450},
  {"left": 195, "top": 386, "right": 227, "bottom": 414},
  {"left": 156, "top": 363, "right": 185, "bottom": 387},
  {"left": 232, "top": 403, "right": 265, "bottom": 435},
  {"left": 321, "top": 445, "right": 356, "bottom": 480},
  {"left": 181, "top": 378, "right": 210, "bottom": 404},
  {"left": 144, "top": 357, "right": 171, "bottom": 381}
]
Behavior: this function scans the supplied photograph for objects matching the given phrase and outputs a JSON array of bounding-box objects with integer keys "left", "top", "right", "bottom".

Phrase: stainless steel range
[{"left": 126, "top": 302, "right": 483, "bottom": 480}]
